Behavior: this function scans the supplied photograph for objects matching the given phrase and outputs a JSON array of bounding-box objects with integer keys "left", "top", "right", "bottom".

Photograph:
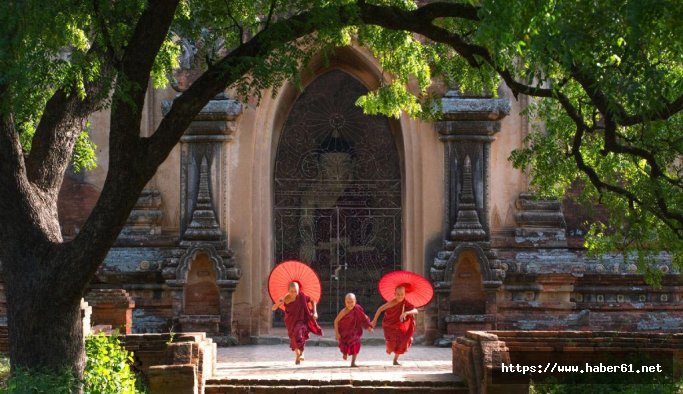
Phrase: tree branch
[
  {"left": 571, "top": 67, "right": 682, "bottom": 188},
  {"left": 25, "top": 43, "right": 113, "bottom": 192},
  {"left": 621, "top": 94, "right": 683, "bottom": 126},
  {"left": 358, "top": 2, "right": 555, "bottom": 99},
  {"left": 0, "top": 85, "right": 63, "bottom": 250},
  {"left": 225, "top": 0, "right": 245, "bottom": 45},
  {"left": 109, "top": 0, "right": 180, "bottom": 146},
  {"left": 264, "top": 0, "right": 277, "bottom": 31},
  {"left": 145, "top": 4, "right": 364, "bottom": 170},
  {"left": 413, "top": 1, "right": 480, "bottom": 21},
  {"left": 0, "top": 85, "right": 25, "bottom": 184},
  {"left": 561, "top": 84, "right": 683, "bottom": 236},
  {"left": 67, "top": 0, "right": 180, "bottom": 295}
]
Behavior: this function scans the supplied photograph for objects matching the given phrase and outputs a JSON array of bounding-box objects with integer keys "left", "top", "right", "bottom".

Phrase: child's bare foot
[
  {"left": 343, "top": 353, "right": 348, "bottom": 360},
  {"left": 299, "top": 353, "right": 305, "bottom": 361},
  {"left": 393, "top": 360, "right": 400, "bottom": 366},
  {"left": 351, "top": 362, "right": 358, "bottom": 367}
]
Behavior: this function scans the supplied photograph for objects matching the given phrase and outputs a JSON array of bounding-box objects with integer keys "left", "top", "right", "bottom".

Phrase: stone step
[
  {"left": 205, "top": 384, "right": 467, "bottom": 393},
  {"left": 251, "top": 336, "right": 389, "bottom": 347},
  {"left": 206, "top": 378, "right": 460, "bottom": 388},
  {"left": 205, "top": 377, "right": 467, "bottom": 394}
]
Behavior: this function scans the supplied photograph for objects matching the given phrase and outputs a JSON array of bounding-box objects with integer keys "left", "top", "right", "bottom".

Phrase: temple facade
[{"left": 46, "top": 45, "right": 681, "bottom": 343}]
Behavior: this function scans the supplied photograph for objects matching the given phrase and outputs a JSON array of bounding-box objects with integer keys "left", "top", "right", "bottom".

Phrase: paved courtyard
[{"left": 215, "top": 344, "right": 460, "bottom": 385}]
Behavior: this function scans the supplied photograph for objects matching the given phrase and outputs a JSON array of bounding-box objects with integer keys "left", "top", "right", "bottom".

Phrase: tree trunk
[{"left": 4, "top": 259, "right": 85, "bottom": 386}]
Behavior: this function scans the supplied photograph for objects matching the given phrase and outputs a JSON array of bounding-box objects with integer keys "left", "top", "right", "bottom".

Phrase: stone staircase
[{"left": 204, "top": 377, "right": 468, "bottom": 393}]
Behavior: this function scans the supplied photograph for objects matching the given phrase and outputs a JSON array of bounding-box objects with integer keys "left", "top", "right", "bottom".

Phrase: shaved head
[{"left": 344, "top": 292, "right": 357, "bottom": 310}]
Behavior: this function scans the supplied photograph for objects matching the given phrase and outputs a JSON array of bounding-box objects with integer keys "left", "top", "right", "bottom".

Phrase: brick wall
[
  {"left": 0, "top": 325, "right": 7, "bottom": 354},
  {"left": 58, "top": 176, "right": 100, "bottom": 238},
  {"left": 121, "top": 332, "right": 216, "bottom": 394},
  {"left": 454, "top": 330, "right": 683, "bottom": 393},
  {"left": 85, "top": 289, "right": 135, "bottom": 334}
]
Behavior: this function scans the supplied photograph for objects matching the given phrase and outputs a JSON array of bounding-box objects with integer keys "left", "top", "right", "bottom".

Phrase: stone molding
[{"left": 162, "top": 94, "right": 242, "bottom": 139}]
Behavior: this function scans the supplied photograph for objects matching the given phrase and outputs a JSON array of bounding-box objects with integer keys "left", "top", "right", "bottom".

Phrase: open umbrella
[
  {"left": 268, "top": 260, "right": 322, "bottom": 311},
  {"left": 378, "top": 270, "right": 434, "bottom": 308}
]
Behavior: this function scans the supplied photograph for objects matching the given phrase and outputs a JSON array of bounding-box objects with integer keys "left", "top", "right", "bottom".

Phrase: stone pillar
[
  {"left": 162, "top": 94, "right": 242, "bottom": 340},
  {"left": 430, "top": 92, "right": 510, "bottom": 341},
  {"left": 81, "top": 298, "right": 92, "bottom": 338}
]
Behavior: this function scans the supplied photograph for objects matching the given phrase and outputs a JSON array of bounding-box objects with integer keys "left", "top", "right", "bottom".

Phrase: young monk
[
  {"left": 371, "top": 285, "right": 418, "bottom": 365},
  {"left": 272, "top": 282, "right": 323, "bottom": 364},
  {"left": 333, "top": 293, "right": 374, "bottom": 367}
]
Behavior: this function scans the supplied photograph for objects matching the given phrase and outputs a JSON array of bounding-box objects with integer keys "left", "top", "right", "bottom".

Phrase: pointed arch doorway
[{"left": 273, "top": 70, "right": 402, "bottom": 322}]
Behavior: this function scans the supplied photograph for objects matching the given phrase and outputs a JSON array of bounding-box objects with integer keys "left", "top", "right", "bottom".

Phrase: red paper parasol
[
  {"left": 268, "top": 260, "right": 322, "bottom": 311},
  {"left": 378, "top": 270, "right": 434, "bottom": 308}
]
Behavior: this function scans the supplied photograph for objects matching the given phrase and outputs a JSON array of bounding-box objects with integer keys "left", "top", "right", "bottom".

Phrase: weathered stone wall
[
  {"left": 454, "top": 330, "right": 683, "bottom": 394},
  {"left": 493, "top": 251, "right": 683, "bottom": 333},
  {"left": 121, "top": 332, "right": 216, "bottom": 394}
]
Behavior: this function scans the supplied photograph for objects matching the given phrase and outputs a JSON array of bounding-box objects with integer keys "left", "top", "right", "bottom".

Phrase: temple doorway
[{"left": 273, "top": 70, "right": 402, "bottom": 322}]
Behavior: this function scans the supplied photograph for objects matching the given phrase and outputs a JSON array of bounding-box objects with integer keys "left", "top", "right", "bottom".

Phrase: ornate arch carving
[{"left": 176, "top": 244, "right": 227, "bottom": 283}]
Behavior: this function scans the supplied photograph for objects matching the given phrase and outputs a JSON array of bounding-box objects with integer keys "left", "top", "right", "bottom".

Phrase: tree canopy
[{"left": 0, "top": 0, "right": 682, "bottom": 377}]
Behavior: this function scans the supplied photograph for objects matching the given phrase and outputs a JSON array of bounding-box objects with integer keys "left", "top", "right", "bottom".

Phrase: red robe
[
  {"left": 337, "top": 304, "right": 372, "bottom": 356},
  {"left": 284, "top": 291, "right": 323, "bottom": 351},
  {"left": 382, "top": 300, "right": 416, "bottom": 355}
]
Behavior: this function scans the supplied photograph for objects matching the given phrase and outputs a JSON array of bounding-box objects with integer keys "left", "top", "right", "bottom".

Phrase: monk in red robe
[
  {"left": 334, "top": 293, "right": 374, "bottom": 367},
  {"left": 371, "top": 285, "right": 418, "bottom": 365},
  {"left": 272, "top": 282, "right": 323, "bottom": 364}
]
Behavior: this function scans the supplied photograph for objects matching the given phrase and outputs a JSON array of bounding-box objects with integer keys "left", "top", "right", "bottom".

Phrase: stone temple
[{"left": 16, "top": 45, "right": 680, "bottom": 344}]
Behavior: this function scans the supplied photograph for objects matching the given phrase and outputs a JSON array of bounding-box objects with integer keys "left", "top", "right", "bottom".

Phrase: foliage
[
  {"left": 3, "top": 368, "right": 76, "bottom": 394},
  {"left": 530, "top": 381, "right": 683, "bottom": 394},
  {"left": 493, "top": 0, "right": 683, "bottom": 274},
  {"left": 0, "top": 333, "right": 144, "bottom": 393},
  {"left": 0, "top": 356, "right": 9, "bottom": 390},
  {"left": 0, "top": 1, "right": 111, "bottom": 172},
  {"left": 83, "top": 332, "right": 141, "bottom": 394}
]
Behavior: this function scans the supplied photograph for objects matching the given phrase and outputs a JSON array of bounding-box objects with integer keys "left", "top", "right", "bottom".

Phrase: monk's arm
[
  {"left": 371, "top": 302, "right": 391, "bottom": 325},
  {"left": 402, "top": 308, "right": 418, "bottom": 318},
  {"left": 312, "top": 301, "right": 318, "bottom": 319},
  {"left": 271, "top": 294, "right": 291, "bottom": 311},
  {"left": 401, "top": 308, "right": 417, "bottom": 320}
]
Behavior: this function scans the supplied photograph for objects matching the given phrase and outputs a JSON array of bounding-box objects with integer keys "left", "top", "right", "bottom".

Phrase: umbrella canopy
[
  {"left": 268, "top": 260, "right": 322, "bottom": 311},
  {"left": 378, "top": 270, "right": 434, "bottom": 308}
]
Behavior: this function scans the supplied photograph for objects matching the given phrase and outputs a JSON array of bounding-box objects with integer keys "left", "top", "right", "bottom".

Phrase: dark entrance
[{"left": 273, "top": 70, "right": 402, "bottom": 322}]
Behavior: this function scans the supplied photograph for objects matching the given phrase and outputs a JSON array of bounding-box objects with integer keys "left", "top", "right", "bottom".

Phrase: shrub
[
  {"left": 0, "top": 356, "right": 9, "bottom": 390},
  {"left": 3, "top": 368, "right": 75, "bottom": 394},
  {"left": 1, "top": 332, "right": 145, "bottom": 393},
  {"left": 83, "top": 332, "right": 139, "bottom": 394}
]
